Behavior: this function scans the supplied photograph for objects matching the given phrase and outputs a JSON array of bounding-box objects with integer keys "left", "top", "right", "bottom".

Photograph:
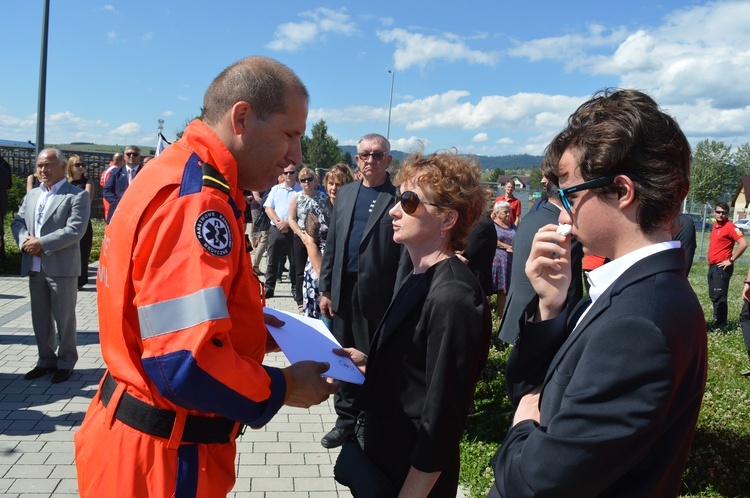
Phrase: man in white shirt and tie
[
  {"left": 103, "top": 145, "right": 141, "bottom": 223},
  {"left": 12, "top": 148, "right": 90, "bottom": 383}
]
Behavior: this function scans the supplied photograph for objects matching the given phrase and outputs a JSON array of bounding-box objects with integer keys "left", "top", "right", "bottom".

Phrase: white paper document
[{"left": 264, "top": 307, "right": 365, "bottom": 385}]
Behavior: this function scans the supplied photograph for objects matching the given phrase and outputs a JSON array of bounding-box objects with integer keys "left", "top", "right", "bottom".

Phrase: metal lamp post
[{"left": 387, "top": 69, "right": 395, "bottom": 141}]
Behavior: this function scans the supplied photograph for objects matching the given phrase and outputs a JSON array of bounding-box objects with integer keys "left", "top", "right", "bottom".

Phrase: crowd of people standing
[{"left": 4, "top": 54, "right": 744, "bottom": 498}]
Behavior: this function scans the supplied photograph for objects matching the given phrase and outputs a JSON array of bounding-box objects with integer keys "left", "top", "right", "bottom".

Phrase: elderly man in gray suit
[{"left": 12, "top": 148, "right": 90, "bottom": 383}]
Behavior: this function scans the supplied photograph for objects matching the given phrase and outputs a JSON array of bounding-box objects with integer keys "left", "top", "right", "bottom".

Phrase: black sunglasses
[
  {"left": 714, "top": 209, "right": 727, "bottom": 215},
  {"left": 74, "top": 162, "right": 85, "bottom": 167},
  {"left": 299, "top": 177, "right": 314, "bottom": 183},
  {"left": 125, "top": 152, "right": 139, "bottom": 157},
  {"left": 282, "top": 170, "right": 296, "bottom": 175},
  {"left": 358, "top": 151, "right": 386, "bottom": 161},
  {"left": 396, "top": 190, "right": 438, "bottom": 215},
  {"left": 558, "top": 173, "right": 643, "bottom": 214}
]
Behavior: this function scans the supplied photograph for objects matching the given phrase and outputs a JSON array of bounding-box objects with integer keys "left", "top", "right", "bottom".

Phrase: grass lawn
[{"left": 460, "top": 260, "right": 750, "bottom": 498}]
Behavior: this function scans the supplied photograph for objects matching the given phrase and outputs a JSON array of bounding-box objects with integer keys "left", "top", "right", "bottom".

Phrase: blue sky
[{"left": 2, "top": 0, "right": 749, "bottom": 156}]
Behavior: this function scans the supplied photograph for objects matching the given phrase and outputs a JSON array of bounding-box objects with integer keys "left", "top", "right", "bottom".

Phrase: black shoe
[
  {"left": 265, "top": 288, "right": 275, "bottom": 299},
  {"left": 51, "top": 369, "right": 73, "bottom": 383},
  {"left": 321, "top": 427, "right": 353, "bottom": 449},
  {"left": 24, "top": 366, "right": 56, "bottom": 380}
]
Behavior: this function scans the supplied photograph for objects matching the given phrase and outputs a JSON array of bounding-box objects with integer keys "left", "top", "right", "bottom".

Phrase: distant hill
[{"left": 339, "top": 145, "right": 541, "bottom": 171}]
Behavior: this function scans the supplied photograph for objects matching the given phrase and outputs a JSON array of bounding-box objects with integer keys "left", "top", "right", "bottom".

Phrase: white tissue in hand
[{"left": 556, "top": 224, "right": 572, "bottom": 236}]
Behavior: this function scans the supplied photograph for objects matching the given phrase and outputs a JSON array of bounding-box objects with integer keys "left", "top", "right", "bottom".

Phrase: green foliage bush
[{"left": 461, "top": 263, "right": 750, "bottom": 498}]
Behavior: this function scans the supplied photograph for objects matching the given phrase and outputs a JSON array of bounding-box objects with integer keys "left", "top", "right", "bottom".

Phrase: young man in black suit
[{"left": 489, "top": 89, "right": 707, "bottom": 497}]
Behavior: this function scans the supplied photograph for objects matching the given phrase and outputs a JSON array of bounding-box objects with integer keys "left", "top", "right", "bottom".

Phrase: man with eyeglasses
[
  {"left": 262, "top": 165, "right": 302, "bottom": 298},
  {"left": 707, "top": 202, "right": 747, "bottom": 327},
  {"left": 11, "top": 148, "right": 90, "bottom": 384},
  {"left": 102, "top": 145, "right": 141, "bottom": 223},
  {"left": 318, "top": 133, "right": 412, "bottom": 448},
  {"left": 488, "top": 89, "right": 707, "bottom": 497}
]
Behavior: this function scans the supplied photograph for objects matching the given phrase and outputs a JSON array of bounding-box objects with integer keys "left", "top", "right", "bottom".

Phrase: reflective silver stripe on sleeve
[{"left": 138, "top": 286, "right": 229, "bottom": 339}]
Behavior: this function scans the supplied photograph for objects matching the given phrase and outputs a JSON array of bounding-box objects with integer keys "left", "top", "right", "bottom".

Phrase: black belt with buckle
[{"left": 100, "top": 373, "right": 241, "bottom": 444}]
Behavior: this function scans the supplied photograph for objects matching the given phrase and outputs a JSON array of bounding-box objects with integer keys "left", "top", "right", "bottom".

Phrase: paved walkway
[
  {"left": 0, "top": 259, "right": 468, "bottom": 497},
  {"left": 0, "top": 260, "right": 351, "bottom": 498}
]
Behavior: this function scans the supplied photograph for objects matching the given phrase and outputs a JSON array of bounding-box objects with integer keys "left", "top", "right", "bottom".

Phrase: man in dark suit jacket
[
  {"left": 11, "top": 148, "right": 90, "bottom": 384},
  {"left": 488, "top": 89, "right": 707, "bottom": 497},
  {"left": 318, "top": 133, "right": 411, "bottom": 448},
  {"left": 103, "top": 145, "right": 141, "bottom": 223},
  {"left": 673, "top": 212, "right": 697, "bottom": 276},
  {"left": 498, "top": 179, "right": 583, "bottom": 345}
]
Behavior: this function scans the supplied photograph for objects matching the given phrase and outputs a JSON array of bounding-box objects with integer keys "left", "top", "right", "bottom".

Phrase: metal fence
[{"left": 1, "top": 144, "right": 112, "bottom": 219}]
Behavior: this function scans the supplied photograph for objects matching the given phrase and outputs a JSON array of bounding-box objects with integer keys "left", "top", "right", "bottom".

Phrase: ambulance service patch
[{"left": 195, "top": 211, "right": 232, "bottom": 256}]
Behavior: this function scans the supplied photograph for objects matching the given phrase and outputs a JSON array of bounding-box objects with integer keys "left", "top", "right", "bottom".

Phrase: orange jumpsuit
[{"left": 75, "top": 120, "right": 286, "bottom": 497}]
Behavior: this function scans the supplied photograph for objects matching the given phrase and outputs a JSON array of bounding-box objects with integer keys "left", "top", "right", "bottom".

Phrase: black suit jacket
[
  {"left": 490, "top": 248, "right": 708, "bottom": 498},
  {"left": 319, "top": 178, "right": 411, "bottom": 321},
  {"left": 462, "top": 213, "right": 497, "bottom": 296},
  {"left": 674, "top": 213, "right": 696, "bottom": 275},
  {"left": 357, "top": 257, "right": 491, "bottom": 474},
  {"left": 499, "top": 201, "right": 583, "bottom": 344},
  {"left": 103, "top": 165, "right": 138, "bottom": 223}
]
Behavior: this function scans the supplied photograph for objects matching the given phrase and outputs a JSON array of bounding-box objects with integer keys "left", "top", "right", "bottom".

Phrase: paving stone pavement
[{"left": 0, "top": 259, "right": 467, "bottom": 497}]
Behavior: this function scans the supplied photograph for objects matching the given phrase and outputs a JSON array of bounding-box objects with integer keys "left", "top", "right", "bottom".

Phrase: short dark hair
[
  {"left": 716, "top": 202, "right": 730, "bottom": 213},
  {"left": 545, "top": 88, "right": 691, "bottom": 233},
  {"left": 203, "top": 56, "right": 309, "bottom": 124}
]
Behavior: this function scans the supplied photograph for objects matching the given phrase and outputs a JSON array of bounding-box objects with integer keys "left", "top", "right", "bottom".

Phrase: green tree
[
  {"left": 342, "top": 151, "right": 354, "bottom": 168},
  {"left": 528, "top": 168, "right": 543, "bottom": 189},
  {"left": 734, "top": 142, "right": 750, "bottom": 177},
  {"left": 175, "top": 108, "right": 204, "bottom": 140},
  {"left": 302, "top": 119, "right": 342, "bottom": 169},
  {"left": 690, "top": 139, "right": 737, "bottom": 205},
  {"left": 481, "top": 167, "right": 504, "bottom": 183}
]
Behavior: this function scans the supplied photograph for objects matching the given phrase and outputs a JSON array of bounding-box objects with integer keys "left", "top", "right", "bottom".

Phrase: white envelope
[{"left": 264, "top": 307, "right": 365, "bottom": 385}]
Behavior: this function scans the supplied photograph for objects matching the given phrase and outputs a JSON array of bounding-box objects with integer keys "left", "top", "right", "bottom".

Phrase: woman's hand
[{"left": 332, "top": 347, "right": 367, "bottom": 374}]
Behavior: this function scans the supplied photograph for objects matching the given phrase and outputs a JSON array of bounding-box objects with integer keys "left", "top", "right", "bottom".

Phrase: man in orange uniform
[{"left": 74, "top": 56, "right": 338, "bottom": 498}]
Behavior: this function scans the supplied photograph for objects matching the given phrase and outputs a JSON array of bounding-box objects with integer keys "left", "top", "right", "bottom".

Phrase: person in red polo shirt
[
  {"left": 494, "top": 180, "right": 521, "bottom": 224},
  {"left": 707, "top": 202, "right": 747, "bottom": 326}
]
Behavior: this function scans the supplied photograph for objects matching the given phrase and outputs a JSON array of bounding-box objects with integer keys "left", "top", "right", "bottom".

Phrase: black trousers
[
  {"left": 265, "top": 226, "right": 294, "bottom": 291},
  {"left": 739, "top": 301, "right": 750, "bottom": 353},
  {"left": 290, "top": 234, "right": 308, "bottom": 306},
  {"left": 708, "top": 263, "right": 733, "bottom": 325},
  {"left": 332, "top": 273, "right": 379, "bottom": 430},
  {"left": 78, "top": 221, "right": 93, "bottom": 288}
]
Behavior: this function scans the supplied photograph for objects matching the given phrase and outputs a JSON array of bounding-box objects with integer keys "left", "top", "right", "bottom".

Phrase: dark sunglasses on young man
[
  {"left": 358, "top": 151, "right": 386, "bottom": 161},
  {"left": 558, "top": 173, "right": 644, "bottom": 214},
  {"left": 396, "top": 190, "right": 438, "bottom": 215},
  {"left": 125, "top": 152, "right": 139, "bottom": 157}
]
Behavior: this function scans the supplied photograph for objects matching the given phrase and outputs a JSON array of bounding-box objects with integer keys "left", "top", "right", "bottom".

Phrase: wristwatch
[{"left": 730, "top": 257, "right": 735, "bottom": 263}]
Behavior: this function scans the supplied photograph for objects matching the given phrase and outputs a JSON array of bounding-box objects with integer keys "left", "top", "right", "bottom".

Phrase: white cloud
[
  {"left": 106, "top": 31, "right": 116, "bottom": 43},
  {"left": 508, "top": 23, "right": 629, "bottom": 65},
  {"left": 472, "top": 133, "right": 488, "bottom": 142},
  {"left": 266, "top": 8, "right": 356, "bottom": 52},
  {"left": 496, "top": 137, "right": 514, "bottom": 145},
  {"left": 161, "top": 110, "right": 175, "bottom": 117},
  {"left": 110, "top": 122, "right": 142, "bottom": 136},
  {"left": 390, "top": 136, "right": 429, "bottom": 152},
  {"left": 377, "top": 28, "right": 500, "bottom": 70},
  {"left": 103, "top": 5, "right": 118, "bottom": 14},
  {"left": 141, "top": 32, "right": 154, "bottom": 42},
  {"left": 176, "top": 95, "right": 190, "bottom": 101}
]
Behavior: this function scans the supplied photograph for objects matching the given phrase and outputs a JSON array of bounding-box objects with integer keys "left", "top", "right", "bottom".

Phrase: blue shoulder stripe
[
  {"left": 142, "top": 350, "right": 286, "bottom": 428},
  {"left": 179, "top": 153, "right": 203, "bottom": 197}
]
